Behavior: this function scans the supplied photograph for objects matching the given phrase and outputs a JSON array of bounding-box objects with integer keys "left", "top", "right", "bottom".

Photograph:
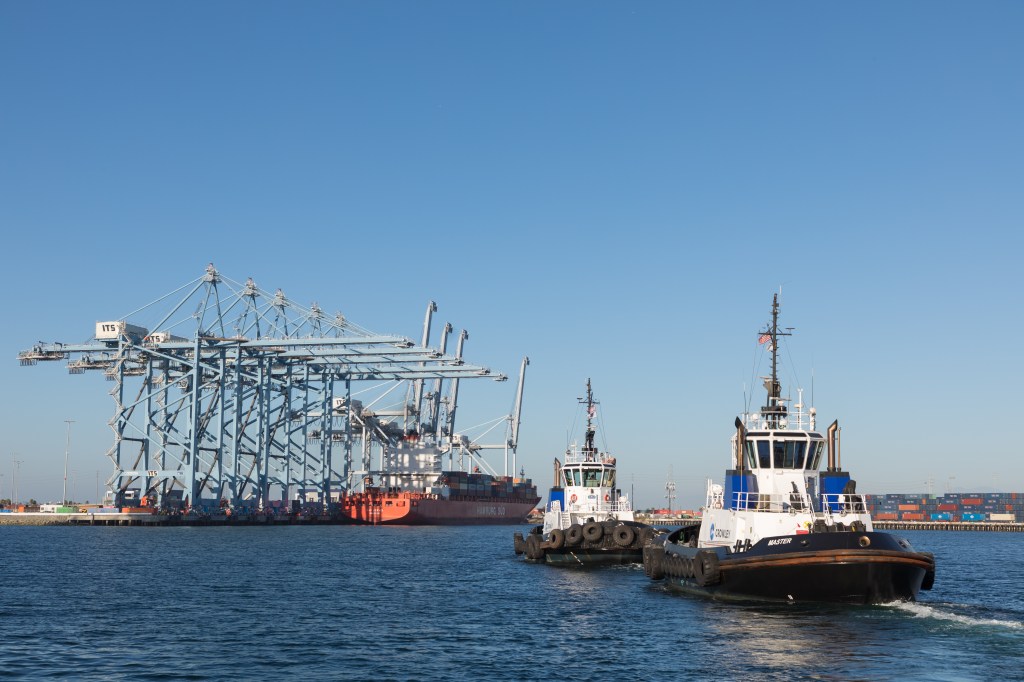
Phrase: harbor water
[{"left": 1, "top": 526, "right": 1021, "bottom": 680}]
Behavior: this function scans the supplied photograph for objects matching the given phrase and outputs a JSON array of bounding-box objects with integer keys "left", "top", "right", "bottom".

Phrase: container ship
[
  {"left": 337, "top": 355, "right": 539, "bottom": 525},
  {"left": 341, "top": 469, "right": 539, "bottom": 525}
]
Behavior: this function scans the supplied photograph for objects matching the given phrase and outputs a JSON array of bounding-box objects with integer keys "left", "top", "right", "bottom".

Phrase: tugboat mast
[
  {"left": 760, "top": 293, "right": 791, "bottom": 429},
  {"left": 581, "top": 379, "right": 598, "bottom": 459}
]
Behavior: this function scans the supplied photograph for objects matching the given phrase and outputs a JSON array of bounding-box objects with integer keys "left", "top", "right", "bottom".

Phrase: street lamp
[
  {"left": 63, "top": 419, "right": 75, "bottom": 505},
  {"left": 13, "top": 458, "right": 22, "bottom": 507}
]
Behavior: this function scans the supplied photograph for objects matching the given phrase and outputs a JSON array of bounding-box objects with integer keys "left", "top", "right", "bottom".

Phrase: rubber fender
[
  {"left": 525, "top": 533, "right": 545, "bottom": 561},
  {"left": 643, "top": 544, "right": 665, "bottom": 580},
  {"left": 565, "top": 524, "right": 583, "bottom": 546},
  {"left": 513, "top": 531, "right": 525, "bottom": 555},
  {"left": 548, "top": 528, "right": 566, "bottom": 550},
  {"left": 920, "top": 552, "right": 935, "bottom": 590},
  {"left": 613, "top": 524, "right": 637, "bottom": 547},
  {"left": 583, "top": 521, "right": 603, "bottom": 543},
  {"left": 694, "top": 549, "right": 721, "bottom": 587}
]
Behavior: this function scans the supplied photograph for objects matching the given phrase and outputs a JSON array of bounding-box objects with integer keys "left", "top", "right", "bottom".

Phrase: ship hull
[
  {"left": 515, "top": 521, "right": 653, "bottom": 566},
  {"left": 647, "top": 532, "right": 935, "bottom": 604},
  {"left": 341, "top": 493, "right": 538, "bottom": 525}
]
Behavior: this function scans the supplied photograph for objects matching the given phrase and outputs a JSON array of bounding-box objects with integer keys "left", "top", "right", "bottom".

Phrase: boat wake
[{"left": 891, "top": 601, "right": 1023, "bottom": 631}]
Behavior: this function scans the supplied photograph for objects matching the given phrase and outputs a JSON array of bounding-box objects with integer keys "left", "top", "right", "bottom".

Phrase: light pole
[
  {"left": 63, "top": 419, "right": 74, "bottom": 505},
  {"left": 13, "top": 458, "right": 22, "bottom": 506}
]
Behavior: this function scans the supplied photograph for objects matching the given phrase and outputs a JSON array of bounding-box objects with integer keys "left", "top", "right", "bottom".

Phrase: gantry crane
[{"left": 17, "top": 264, "right": 525, "bottom": 514}]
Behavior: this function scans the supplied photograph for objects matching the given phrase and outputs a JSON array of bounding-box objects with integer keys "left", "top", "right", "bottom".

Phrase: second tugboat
[
  {"left": 514, "top": 380, "right": 654, "bottom": 565},
  {"left": 643, "top": 294, "right": 936, "bottom": 603}
]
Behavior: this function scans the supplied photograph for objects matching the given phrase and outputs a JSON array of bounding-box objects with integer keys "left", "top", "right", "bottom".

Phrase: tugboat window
[
  {"left": 757, "top": 441, "right": 771, "bottom": 469},
  {"left": 773, "top": 440, "right": 807, "bottom": 469},
  {"left": 603, "top": 470, "right": 616, "bottom": 488},
  {"left": 808, "top": 441, "right": 824, "bottom": 470},
  {"left": 584, "top": 470, "right": 600, "bottom": 487},
  {"left": 744, "top": 442, "right": 757, "bottom": 469}
]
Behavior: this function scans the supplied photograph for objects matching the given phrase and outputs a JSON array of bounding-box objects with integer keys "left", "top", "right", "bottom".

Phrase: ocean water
[{"left": 1, "top": 526, "right": 1021, "bottom": 681}]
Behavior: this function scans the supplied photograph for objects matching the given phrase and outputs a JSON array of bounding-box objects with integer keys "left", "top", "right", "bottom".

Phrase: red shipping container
[
  {"left": 898, "top": 504, "right": 919, "bottom": 511},
  {"left": 875, "top": 513, "right": 898, "bottom": 520},
  {"left": 937, "top": 504, "right": 958, "bottom": 511},
  {"left": 902, "top": 512, "right": 925, "bottom": 520},
  {"left": 963, "top": 498, "right": 983, "bottom": 505}
]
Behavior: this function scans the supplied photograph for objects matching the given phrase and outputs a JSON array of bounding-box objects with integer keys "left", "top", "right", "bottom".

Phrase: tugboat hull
[
  {"left": 515, "top": 521, "right": 653, "bottom": 566},
  {"left": 646, "top": 532, "right": 935, "bottom": 604}
]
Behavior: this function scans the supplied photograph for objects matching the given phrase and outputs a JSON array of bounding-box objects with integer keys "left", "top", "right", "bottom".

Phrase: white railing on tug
[
  {"left": 563, "top": 446, "right": 616, "bottom": 466},
  {"left": 741, "top": 388, "right": 816, "bottom": 431},
  {"left": 716, "top": 491, "right": 869, "bottom": 517}
]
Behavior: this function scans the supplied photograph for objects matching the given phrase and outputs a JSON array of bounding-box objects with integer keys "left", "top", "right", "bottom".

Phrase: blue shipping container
[{"left": 962, "top": 512, "right": 986, "bottom": 522}]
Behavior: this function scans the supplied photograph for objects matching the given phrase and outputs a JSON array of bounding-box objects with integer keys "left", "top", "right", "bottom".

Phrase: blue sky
[{"left": 1, "top": 2, "right": 1021, "bottom": 508}]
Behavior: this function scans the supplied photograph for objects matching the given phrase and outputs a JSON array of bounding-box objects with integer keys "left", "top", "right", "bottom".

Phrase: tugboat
[
  {"left": 643, "top": 294, "right": 935, "bottom": 603},
  {"left": 514, "top": 380, "right": 654, "bottom": 565}
]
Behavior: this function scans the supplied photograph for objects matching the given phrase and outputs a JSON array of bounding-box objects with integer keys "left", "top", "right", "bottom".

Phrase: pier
[{"left": 873, "top": 520, "right": 1024, "bottom": 532}]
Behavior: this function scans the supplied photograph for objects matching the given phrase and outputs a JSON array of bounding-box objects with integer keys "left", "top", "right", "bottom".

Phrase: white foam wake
[{"left": 892, "top": 601, "right": 1024, "bottom": 630}]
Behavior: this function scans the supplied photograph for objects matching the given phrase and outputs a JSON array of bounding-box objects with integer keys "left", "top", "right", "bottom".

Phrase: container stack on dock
[{"left": 868, "top": 492, "right": 1023, "bottom": 523}]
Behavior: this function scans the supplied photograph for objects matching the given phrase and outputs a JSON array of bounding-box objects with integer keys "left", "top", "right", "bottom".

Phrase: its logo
[{"left": 709, "top": 522, "right": 715, "bottom": 539}]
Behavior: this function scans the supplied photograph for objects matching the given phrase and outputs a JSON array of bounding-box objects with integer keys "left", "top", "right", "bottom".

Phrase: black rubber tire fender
[
  {"left": 583, "top": 521, "right": 603, "bottom": 543},
  {"left": 565, "top": 524, "right": 584, "bottom": 546},
  {"left": 920, "top": 552, "right": 936, "bottom": 590},
  {"left": 612, "top": 524, "right": 637, "bottom": 547},
  {"left": 525, "top": 534, "right": 544, "bottom": 561},
  {"left": 643, "top": 545, "right": 665, "bottom": 580},
  {"left": 694, "top": 549, "right": 721, "bottom": 587},
  {"left": 548, "top": 528, "right": 566, "bottom": 549}
]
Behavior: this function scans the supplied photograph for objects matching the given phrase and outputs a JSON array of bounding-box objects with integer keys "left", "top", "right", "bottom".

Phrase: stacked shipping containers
[{"left": 866, "top": 492, "right": 1023, "bottom": 522}]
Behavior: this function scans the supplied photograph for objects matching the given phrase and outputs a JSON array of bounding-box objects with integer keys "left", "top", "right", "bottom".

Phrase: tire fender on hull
[
  {"left": 548, "top": 528, "right": 566, "bottom": 549},
  {"left": 613, "top": 524, "right": 636, "bottom": 547},
  {"left": 565, "top": 524, "right": 584, "bottom": 546},
  {"left": 694, "top": 549, "right": 721, "bottom": 586}
]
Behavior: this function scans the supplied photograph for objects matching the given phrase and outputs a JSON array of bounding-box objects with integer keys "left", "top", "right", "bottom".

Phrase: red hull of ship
[{"left": 341, "top": 492, "right": 539, "bottom": 525}]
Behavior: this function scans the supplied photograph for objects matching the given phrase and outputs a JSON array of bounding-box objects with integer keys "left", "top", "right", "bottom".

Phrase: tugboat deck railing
[{"left": 725, "top": 491, "right": 870, "bottom": 516}]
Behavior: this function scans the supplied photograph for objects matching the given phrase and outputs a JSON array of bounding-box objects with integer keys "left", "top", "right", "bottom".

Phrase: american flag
[{"left": 758, "top": 333, "right": 771, "bottom": 345}]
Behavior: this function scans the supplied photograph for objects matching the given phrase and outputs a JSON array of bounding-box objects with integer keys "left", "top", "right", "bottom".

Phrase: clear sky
[{"left": 1, "top": 2, "right": 1021, "bottom": 508}]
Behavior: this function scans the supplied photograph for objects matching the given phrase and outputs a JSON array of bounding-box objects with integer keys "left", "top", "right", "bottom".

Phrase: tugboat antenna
[
  {"left": 759, "top": 293, "right": 792, "bottom": 429},
  {"left": 580, "top": 378, "right": 599, "bottom": 458}
]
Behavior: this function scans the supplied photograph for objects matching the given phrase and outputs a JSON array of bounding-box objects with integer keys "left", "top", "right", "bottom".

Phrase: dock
[
  {"left": 873, "top": 520, "right": 1024, "bottom": 532},
  {"left": 0, "top": 512, "right": 344, "bottom": 527}
]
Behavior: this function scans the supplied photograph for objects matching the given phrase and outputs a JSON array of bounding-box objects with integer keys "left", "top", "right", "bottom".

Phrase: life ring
[
  {"left": 604, "top": 494, "right": 611, "bottom": 502},
  {"left": 569, "top": 494, "right": 577, "bottom": 504}
]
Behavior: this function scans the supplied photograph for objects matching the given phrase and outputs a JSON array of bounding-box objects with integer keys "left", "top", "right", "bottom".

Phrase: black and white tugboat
[
  {"left": 514, "top": 380, "right": 654, "bottom": 565},
  {"left": 643, "top": 295, "right": 935, "bottom": 603}
]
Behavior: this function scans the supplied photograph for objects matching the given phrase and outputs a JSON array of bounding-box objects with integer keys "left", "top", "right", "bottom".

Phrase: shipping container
[
  {"left": 898, "top": 504, "right": 919, "bottom": 511},
  {"left": 962, "top": 512, "right": 986, "bottom": 522},
  {"left": 874, "top": 513, "right": 899, "bottom": 520},
  {"left": 990, "top": 513, "right": 1016, "bottom": 522},
  {"left": 937, "top": 503, "right": 958, "bottom": 511},
  {"left": 930, "top": 513, "right": 952, "bottom": 521},
  {"left": 962, "top": 497, "right": 983, "bottom": 505},
  {"left": 902, "top": 512, "right": 925, "bottom": 521}
]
